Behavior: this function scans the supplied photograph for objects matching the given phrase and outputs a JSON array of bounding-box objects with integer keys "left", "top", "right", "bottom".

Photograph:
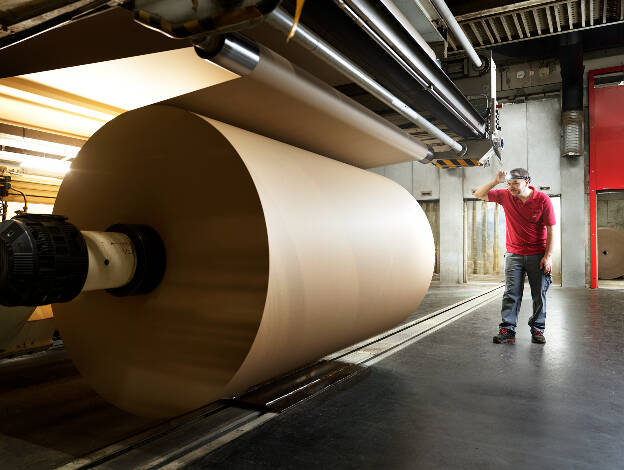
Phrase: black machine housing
[
  {"left": 0, "top": 214, "right": 88, "bottom": 307},
  {"left": 0, "top": 214, "right": 166, "bottom": 307}
]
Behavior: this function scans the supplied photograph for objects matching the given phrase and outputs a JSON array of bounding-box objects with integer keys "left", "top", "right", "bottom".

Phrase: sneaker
[
  {"left": 493, "top": 328, "right": 516, "bottom": 344},
  {"left": 531, "top": 330, "right": 546, "bottom": 344}
]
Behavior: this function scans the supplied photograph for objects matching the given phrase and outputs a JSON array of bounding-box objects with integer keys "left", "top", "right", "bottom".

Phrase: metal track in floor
[{"left": 56, "top": 284, "right": 503, "bottom": 470}]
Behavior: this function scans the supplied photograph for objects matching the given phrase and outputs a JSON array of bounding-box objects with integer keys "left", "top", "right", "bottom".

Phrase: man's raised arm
[{"left": 474, "top": 170, "right": 507, "bottom": 201}]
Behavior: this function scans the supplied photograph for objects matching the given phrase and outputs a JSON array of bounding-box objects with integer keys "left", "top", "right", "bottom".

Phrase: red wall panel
[
  {"left": 590, "top": 73, "right": 624, "bottom": 189},
  {"left": 589, "top": 66, "right": 624, "bottom": 287}
]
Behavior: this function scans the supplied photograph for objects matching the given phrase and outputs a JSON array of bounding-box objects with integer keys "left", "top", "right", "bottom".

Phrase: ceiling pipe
[
  {"left": 332, "top": 0, "right": 486, "bottom": 139},
  {"left": 377, "top": 0, "right": 437, "bottom": 62},
  {"left": 265, "top": 8, "right": 463, "bottom": 154},
  {"left": 429, "top": 0, "right": 482, "bottom": 68}
]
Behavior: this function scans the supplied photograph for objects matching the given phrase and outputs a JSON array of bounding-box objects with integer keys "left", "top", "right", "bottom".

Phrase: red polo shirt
[{"left": 487, "top": 186, "right": 556, "bottom": 255}]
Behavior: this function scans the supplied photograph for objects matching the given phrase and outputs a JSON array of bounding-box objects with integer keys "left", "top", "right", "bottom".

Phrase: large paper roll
[
  {"left": 598, "top": 227, "right": 624, "bottom": 279},
  {"left": 53, "top": 105, "right": 434, "bottom": 417}
]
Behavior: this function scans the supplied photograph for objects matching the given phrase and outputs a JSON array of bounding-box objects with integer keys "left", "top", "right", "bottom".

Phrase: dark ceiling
[
  {"left": 445, "top": 0, "right": 525, "bottom": 16},
  {"left": 492, "top": 21, "right": 624, "bottom": 62}
]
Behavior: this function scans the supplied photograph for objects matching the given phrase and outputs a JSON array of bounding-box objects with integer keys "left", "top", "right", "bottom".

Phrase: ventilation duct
[{"left": 559, "top": 32, "right": 584, "bottom": 157}]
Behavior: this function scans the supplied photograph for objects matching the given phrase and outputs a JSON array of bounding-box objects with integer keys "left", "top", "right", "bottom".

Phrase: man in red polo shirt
[{"left": 474, "top": 168, "right": 556, "bottom": 344}]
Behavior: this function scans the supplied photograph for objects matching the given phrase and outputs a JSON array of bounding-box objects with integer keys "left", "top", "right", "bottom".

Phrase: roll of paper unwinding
[
  {"left": 53, "top": 105, "right": 434, "bottom": 417},
  {"left": 163, "top": 44, "right": 431, "bottom": 168}
]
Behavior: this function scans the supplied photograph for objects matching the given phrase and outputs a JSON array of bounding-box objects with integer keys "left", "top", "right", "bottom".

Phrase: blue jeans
[{"left": 499, "top": 253, "right": 552, "bottom": 333}]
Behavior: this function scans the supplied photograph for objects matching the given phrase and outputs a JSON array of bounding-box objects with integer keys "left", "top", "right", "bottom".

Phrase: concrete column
[
  {"left": 560, "top": 156, "right": 586, "bottom": 287},
  {"left": 439, "top": 168, "right": 464, "bottom": 283},
  {"left": 384, "top": 162, "right": 413, "bottom": 193}
]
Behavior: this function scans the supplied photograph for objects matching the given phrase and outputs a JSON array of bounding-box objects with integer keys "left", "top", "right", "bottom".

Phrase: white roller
[{"left": 82, "top": 231, "right": 137, "bottom": 292}]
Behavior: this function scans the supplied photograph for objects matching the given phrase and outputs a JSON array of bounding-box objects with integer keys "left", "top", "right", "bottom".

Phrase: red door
[{"left": 589, "top": 66, "right": 624, "bottom": 288}]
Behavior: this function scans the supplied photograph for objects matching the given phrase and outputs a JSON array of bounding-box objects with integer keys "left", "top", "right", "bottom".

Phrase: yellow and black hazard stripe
[{"left": 431, "top": 158, "right": 482, "bottom": 169}]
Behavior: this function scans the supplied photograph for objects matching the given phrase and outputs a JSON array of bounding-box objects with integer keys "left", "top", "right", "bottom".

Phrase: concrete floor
[
  {"left": 405, "top": 281, "right": 501, "bottom": 322},
  {"left": 189, "top": 287, "right": 624, "bottom": 470},
  {"left": 0, "top": 285, "right": 623, "bottom": 469}
]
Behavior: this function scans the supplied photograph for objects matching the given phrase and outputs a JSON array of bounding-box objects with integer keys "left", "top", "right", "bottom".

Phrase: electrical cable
[{"left": 9, "top": 188, "right": 28, "bottom": 213}]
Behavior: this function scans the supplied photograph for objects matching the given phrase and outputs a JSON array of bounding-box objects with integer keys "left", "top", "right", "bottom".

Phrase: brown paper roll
[
  {"left": 598, "top": 227, "right": 624, "bottom": 280},
  {"left": 53, "top": 105, "right": 434, "bottom": 417}
]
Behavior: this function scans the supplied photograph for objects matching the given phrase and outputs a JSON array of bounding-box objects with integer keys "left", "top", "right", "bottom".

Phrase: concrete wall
[
  {"left": 372, "top": 51, "right": 624, "bottom": 288},
  {"left": 373, "top": 97, "right": 569, "bottom": 285},
  {"left": 439, "top": 169, "right": 464, "bottom": 283},
  {"left": 560, "top": 155, "right": 586, "bottom": 287}
]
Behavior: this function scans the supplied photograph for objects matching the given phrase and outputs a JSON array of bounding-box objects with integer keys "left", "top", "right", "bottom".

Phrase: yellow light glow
[
  {"left": 0, "top": 84, "right": 118, "bottom": 122},
  {"left": 0, "top": 134, "right": 81, "bottom": 159},
  {"left": 22, "top": 48, "right": 238, "bottom": 111},
  {"left": 0, "top": 150, "right": 71, "bottom": 176}
]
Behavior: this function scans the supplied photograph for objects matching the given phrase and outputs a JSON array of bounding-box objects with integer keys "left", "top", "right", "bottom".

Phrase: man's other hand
[{"left": 540, "top": 255, "right": 552, "bottom": 275}]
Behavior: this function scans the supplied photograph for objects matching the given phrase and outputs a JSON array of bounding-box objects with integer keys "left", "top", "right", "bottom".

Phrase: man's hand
[
  {"left": 495, "top": 170, "right": 507, "bottom": 184},
  {"left": 474, "top": 170, "right": 507, "bottom": 201},
  {"left": 539, "top": 255, "right": 552, "bottom": 275}
]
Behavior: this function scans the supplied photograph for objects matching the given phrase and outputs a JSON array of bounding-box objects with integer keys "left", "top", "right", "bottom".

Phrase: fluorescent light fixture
[
  {"left": 0, "top": 150, "right": 71, "bottom": 176},
  {"left": 0, "top": 83, "right": 118, "bottom": 122},
  {"left": 0, "top": 133, "right": 81, "bottom": 159},
  {"left": 21, "top": 158, "right": 71, "bottom": 176}
]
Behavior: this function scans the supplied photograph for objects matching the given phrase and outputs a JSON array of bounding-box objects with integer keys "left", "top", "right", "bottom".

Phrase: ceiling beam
[
  {"left": 489, "top": 17, "right": 502, "bottom": 42},
  {"left": 590, "top": 0, "right": 594, "bottom": 26},
  {"left": 513, "top": 12, "right": 524, "bottom": 38},
  {"left": 468, "top": 21, "right": 484, "bottom": 45},
  {"left": 501, "top": 14, "right": 514, "bottom": 40},
  {"left": 480, "top": 19, "right": 495, "bottom": 44},
  {"left": 520, "top": 10, "right": 531, "bottom": 37},
  {"left": 553, "top": 3, "right": 562, "bottom": 32},
  {"left": 545, "top": 6, "right": 555, "bottom": 33},
  {"left": 532, "top": 8, "right": 542, "bottom": 34}
]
